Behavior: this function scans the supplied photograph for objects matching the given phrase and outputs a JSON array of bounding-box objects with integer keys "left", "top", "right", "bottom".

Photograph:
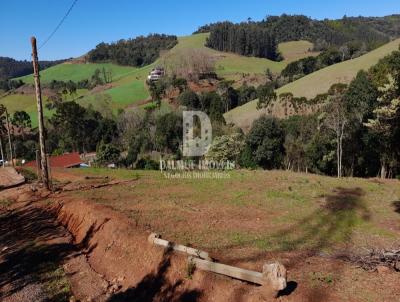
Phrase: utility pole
[
  {"left": 31, "top": 37, "right": 50, "bottom": 190},
  {"left": 4, "top": 108, "right": 14, "bottom": 167},
  {"left": 0, "top": 136, "right": 5, "bottom": 168},
  {"left": 0, "top": 105, "right": 6, "bottom": 168}
]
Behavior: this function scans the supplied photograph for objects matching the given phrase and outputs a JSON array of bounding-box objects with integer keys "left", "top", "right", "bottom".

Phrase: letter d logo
[{"left": 183, "top": 111, "right": 212, "bottom": 157}]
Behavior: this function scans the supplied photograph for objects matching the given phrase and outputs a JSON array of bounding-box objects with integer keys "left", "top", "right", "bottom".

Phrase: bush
[
  {"left": 136, "top": 157, "right": 159, "bottom": 170},
  {"left": 17, "top": 167, "right": 37, "bottom": 182},
  {"left": 178, "top": 90, "right": 200, "bottom": 109}
]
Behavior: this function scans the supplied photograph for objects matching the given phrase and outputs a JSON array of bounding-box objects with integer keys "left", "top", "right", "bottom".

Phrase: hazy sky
[{"left": 1, "top": 0, "right": 399, "bottom": 60}]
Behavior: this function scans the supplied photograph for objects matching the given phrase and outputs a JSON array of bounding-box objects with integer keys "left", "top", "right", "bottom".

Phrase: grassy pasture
[
  {"left": 17, "top": 63, "right": 136, "bottom": 84},
  {"left": 225, "top": 39, "right": 400, "bottom": 131},
  {"left": 167, "top": 33, "right": 315, "bottom": 77}
]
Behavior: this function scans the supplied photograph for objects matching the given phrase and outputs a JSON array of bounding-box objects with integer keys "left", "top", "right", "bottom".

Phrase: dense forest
[
  {"left": 199, "top": 14, "right": 400, "bottom": 59},
  {"left": 87, "top": 34, "right": 178, "bottom": 67},
  {"left": 205, "top": 22, "right": 280, "bottom": 60},
  {"left": 0, "top": 57, "right": 65, "bottom": 81}
]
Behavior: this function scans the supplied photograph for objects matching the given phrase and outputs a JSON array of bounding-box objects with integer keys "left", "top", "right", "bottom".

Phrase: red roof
[{"left": 25, "top": 152, "right": 82, "bottom": 168}]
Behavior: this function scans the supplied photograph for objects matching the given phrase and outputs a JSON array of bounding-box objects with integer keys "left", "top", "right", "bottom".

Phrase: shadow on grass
[
  {"left": 107, "top": 250, "right": 202, "bottom": 302},
  {"left": 392, "top": 200, "right": 400, "bottom": 214},
  {"left": 220, "top": 187, "right": 370, "bottom": 300},
  {"left": 0, "top": 205, "right": 75, "bottom": 301},
  {"left": 228, "top": 187, "right": 369, "bottom": 257}
]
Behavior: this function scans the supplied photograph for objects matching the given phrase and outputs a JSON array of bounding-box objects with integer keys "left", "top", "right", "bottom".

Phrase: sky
[{"left": 0, "top": 0, "right": 399, "bottom": 61}]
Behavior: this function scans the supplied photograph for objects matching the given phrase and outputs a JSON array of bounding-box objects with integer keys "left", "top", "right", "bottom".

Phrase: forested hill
[
  {"left": 198, "top": 14, "right": 400, "bottom": 59},
  {"left": 0, "top": 57, "right": 66, "bottom": 81},
  {"left": 87, "top": 34, "right": 178, "bottom": 67}
]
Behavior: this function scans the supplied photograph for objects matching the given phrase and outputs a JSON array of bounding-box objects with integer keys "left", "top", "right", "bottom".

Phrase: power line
[{"left": 38, "top": 0, "right": 79, "bottom": 50}]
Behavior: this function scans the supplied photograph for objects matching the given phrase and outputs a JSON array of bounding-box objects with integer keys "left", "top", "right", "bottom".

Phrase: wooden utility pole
[
  {"left": 31, "top": 37, "right": 50, "bottom": 189},
  {"left": 0, "top": 136, "right": 5, "bottom": 168},
  {"left": 4, "top": 108, "right": 14, "bottom": 167}
]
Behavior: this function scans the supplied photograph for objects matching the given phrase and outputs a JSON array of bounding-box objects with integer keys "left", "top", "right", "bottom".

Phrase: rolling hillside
[
  {"left": 167, "top": 33, "right": 316, "bottom": 76},
  {"left": 17, "top": 62, "right": 136, "bottom": 84},
  {"left": 2, "top": 33, "right": 316, "bottom": 126},
  {"left": 225, "top": 38, "right": 400, "bottom": 132}
]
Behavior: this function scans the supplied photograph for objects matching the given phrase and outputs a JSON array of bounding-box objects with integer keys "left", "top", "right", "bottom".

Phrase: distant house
[
  {"left": 24, "top": 152, "right": 82, "bottom": 169},
  {"left": 147, "top": 67, "right": 165, "bottom": 82}
]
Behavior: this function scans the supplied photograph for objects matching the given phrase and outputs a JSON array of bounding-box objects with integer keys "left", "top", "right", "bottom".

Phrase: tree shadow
[
  {"left": 392, "top": 200, "right": 400, "bottom": 214},
  {"left": 0, "top": 205, "right": 76, "bottom": 301},
  {"left": 223, "top": 187, "right": 370, "bottom": 261},
  {"left": 107, "top": 250, "right": 202, "bottom": 302},
  {"left": 215, "top": 187, "right": 370, "bottom": 299}
]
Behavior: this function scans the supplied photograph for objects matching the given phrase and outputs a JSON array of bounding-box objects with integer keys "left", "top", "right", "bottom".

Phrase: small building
[
  {"left": 24, "top": 152, "right": 82, "bottom": 169},
  {"left": 147, "top": 67, "right": 165, "bottom": 81}
]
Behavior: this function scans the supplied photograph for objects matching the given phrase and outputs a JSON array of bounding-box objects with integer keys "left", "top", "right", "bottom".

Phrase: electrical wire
[{"left": 38, "top": 0, "right": 79, "bottom": 50}]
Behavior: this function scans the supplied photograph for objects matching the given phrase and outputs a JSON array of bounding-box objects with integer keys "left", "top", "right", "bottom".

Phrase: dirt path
[{"left": 0, "top": 185, "right": 110, "bottom": 302}]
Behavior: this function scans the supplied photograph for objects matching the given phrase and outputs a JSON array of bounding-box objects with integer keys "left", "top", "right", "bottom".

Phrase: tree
[
  {"left": 246, "top": 116, "right": 285, "bottom": 169},
  {"left": 218, "top": 80, "right": 237, "bottom": 112},
  {"left": 279, "top": 92, "right": 294, "bottom": 117},
  {"left": 155, "top": 112, "right": 182, "bottom": 155},
  {"left": 200, "top": 92, "right": 225, "bottom": 123},
  {"left": 148, "top": 79, "right": 168, "bottom": 108},
  {"left": 12, "top": 111, "right": 31, "bottom": 133},
  {"left": 282, "top": 115, "right": 317, "bottom": 172},
  {"left": 178, "top": 90, "right": 200, "bottom": 109},
  {"left": 88, "top": 34, "right": 178, "bottom": 67},
  {"left": 171, "top": 77, "right": 188, "bottom": 93},
  {"left": 206, "top": 133, "right": 245, "bottom": 162},
  {"left": 96, "top": 141, "right": 120, "bottom": 166},
  {"left": 365, "top": 74, "right": 400, "bottom": 178},
  {"left": 321, "top": 83, "right": 349, "bottom": 178},
  {"left": 256, "top": 84, "right": 277, "bottom": 114},
  {"left": 344, "top": 71, "right": 378, "bottom": 176},
  {"left": 238, "top": 83, "right": 257, "bottom": 105}
]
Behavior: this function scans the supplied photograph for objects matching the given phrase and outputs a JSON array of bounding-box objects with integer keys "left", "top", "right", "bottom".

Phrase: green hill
[
  {"left": 225, "top": 38, "right": 400, "bottom": 131},
  {"left": 17, "top": 62, "right": 136, "bottom": 84},
  {"left": 168, "top": 33, "right": 316, "bottom": 77},
  {"left": 2, "top": 33, "right": 317, "bottom": 126}
]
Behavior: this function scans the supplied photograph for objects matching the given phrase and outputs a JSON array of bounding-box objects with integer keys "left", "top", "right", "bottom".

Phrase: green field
[
  {"left": 18, "top": 63, "right": 136, "bottom": 84},
  {"left": 225, "top": 38, "right": 400, "bottom": 131}
]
